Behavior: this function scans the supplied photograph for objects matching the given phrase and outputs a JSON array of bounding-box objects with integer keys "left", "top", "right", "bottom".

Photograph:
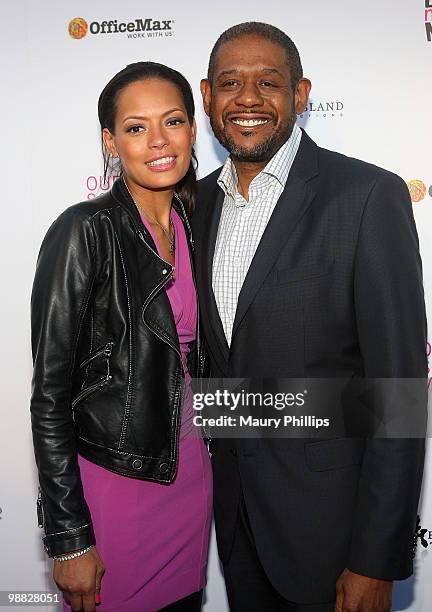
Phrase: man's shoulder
[
  {"left": 316, "top": 142, "right": 402, "bottom": 189},
  {"left": 312, "top": 141, "right": 411, "bottom": 218},
  {"left": 197, "top": 166, "right": 223, "bottom": 192},
  {"left": 193, "top": 167, "right": 224, "bottom": 221}
]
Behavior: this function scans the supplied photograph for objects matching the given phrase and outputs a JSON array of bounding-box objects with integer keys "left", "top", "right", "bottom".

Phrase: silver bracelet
[{"left": 53, "top": 544, "right": 94, "bottom": 562}]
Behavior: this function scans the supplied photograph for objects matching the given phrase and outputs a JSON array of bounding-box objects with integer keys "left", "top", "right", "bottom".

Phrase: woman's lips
[{"left": 145, "top": 155, "right": 177, "bottom": 172}]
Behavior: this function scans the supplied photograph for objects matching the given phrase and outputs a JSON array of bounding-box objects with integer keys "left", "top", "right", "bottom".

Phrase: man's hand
[{"left": 335, "top": 568, "right": 392, "bottom": 612}]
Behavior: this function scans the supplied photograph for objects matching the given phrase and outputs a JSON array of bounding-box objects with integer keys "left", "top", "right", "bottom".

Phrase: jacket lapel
[
  {"left": 112, "top": 178, "right": 180, "bottom": 353},
  {"left": 196, "top": 183, "right": 230, "bottom": 368},
  {"left": 231, "top": 131, "right": 319, "bottom": 340}
]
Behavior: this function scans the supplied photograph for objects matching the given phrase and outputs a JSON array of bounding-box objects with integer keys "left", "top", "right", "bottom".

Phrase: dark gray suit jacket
[{"left": 192, "top": 130, "right": 427, "bottom": 603}]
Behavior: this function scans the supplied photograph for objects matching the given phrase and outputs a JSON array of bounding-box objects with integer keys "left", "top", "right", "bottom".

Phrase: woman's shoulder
[
  {"left": 42, "top": 191, "right": 120, "bottom": 247},
  {"left": 62, "top": 190, "right": 119, "bottom": 221}
]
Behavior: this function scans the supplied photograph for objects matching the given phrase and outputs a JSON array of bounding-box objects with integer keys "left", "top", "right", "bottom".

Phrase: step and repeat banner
[{"left": 1, "top": 1, "right": 431, "bottom": 610}]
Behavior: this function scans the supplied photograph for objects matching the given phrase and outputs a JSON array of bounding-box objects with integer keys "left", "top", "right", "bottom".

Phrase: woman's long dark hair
[{"left": 98, "top": 61, "right": 197, "bottom": 213}]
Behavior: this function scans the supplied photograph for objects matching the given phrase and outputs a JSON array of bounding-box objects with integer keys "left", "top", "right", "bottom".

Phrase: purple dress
[{"left": 64, "top": 208, "right": 212, "bottom": 611}]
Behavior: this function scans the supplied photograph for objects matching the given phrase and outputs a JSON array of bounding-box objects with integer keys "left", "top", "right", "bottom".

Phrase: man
[{"left": 192, "top": 22, "right": 427, "bottom": 612}]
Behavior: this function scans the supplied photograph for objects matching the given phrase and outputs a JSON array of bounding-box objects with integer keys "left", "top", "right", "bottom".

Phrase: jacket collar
[
  {"left": 217, "top": 123, "right": 302, "bottom": 198},
  {"left": 111, "top": 177, "right": 187, "bottom": 358},
  {"left": 197, "top": 128, "right": 320, "bottom": 363},
  {"left": 111, "top": 176, "right": 194, "bottom": 250}
]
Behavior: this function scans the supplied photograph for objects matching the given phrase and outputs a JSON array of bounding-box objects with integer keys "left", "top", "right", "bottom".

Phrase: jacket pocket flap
[{"left": 276, "top": 260, "right": 335, "bottom": 285}]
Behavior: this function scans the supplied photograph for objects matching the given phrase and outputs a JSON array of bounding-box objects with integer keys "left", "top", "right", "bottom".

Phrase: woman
[{"left": 30, "top": 62, "right": 212, "bottom": 612}]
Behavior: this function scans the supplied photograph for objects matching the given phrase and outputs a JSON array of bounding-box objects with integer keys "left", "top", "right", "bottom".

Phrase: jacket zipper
[
  {"left": 72, "top": 375, "right": 112, "bottom": 410},
  {"left": 136, "top": 197, "right": 206, "bottom": 462},
  {"left": 138, "top": 232, "right": 186, "bottom": 473},
  {"left": 174, "top": 196, "right": 210, "bottom": 448},
  {"left": 120, "top": 177, "right": 180, "bottom": 363},
  {"left": 139, "top": 235, "right": 182, "bottom": 361},
  {"left": 173, "top": 195, "right": 211, "bottom": 452},
  {"left": 36, "top": 486, "right": 45, "bottom": 529},
  {"left": 173, "top": 192, "right": 194, "bottom": 250},
  {"left": 73, "top": 342, "right": 114, "bottom": 409},
  {"left": 79, "top": 341, "right": 114, "bottom": 369},
  {"left": 173, "top": 195, "right": 203, "bottom": 371}
]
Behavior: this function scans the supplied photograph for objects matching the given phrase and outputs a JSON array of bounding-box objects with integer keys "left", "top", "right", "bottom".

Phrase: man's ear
[
  {"left": 294, "top": 78, "right": 312, "bottom": 115},
  {"left": 200, "top": 79, "right": 212, "bottom": 117}
]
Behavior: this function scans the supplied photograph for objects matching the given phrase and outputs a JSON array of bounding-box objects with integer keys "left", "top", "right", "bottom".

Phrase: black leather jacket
[{"left": 30, "top": 178, "right": 204, "bottom": 557}]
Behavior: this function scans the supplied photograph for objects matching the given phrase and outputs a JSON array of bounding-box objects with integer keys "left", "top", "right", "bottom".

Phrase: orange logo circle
[
  {"left": 68, "top": 17, "right": 88, "bottom": 40},
  {"left": 407, "top": 179, "right": 427, "bottom": 203}
]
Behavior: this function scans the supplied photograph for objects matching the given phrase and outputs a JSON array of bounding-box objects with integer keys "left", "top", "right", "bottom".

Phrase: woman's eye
[
  {"left": 127, "top": 125, "right": 144, "bottom": 133},
  {"left": 166, "top": 118, "right": 185, "bottom": 126}
]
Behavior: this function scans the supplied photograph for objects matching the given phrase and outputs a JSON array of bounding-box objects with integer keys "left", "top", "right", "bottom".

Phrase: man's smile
[
  {"left": 225, "top": 113, "right": 275, "bottom": 134},
  {"left": 231, "top": 118, "right": 269, "bottom": 127}
]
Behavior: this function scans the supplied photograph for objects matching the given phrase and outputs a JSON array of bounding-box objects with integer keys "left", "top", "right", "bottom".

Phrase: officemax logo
[
  {"left": 69, "top": 18, "right": 88, "bottom": 39},
  {"left": 68, "top": 17, "right": 174, "bottom": 40}
]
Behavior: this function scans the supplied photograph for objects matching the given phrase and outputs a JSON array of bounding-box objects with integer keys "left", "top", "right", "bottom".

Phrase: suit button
[
  {"left": 132, "top": 459, "right": 142, "bottom": 470},
  {"left": 159, "top": 462, "right": 169, "bottom": 473}
]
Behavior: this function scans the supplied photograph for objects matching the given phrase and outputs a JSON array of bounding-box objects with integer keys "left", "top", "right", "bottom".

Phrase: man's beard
[{"left": 209, "top": 108, "right": 297, "bottom": 163}]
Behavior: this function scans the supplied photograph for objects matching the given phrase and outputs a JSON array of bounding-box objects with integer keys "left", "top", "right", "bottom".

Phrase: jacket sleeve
[
  {"left": 347, "top": 172, "right": 427, "bottom": 580},
  {"left": 30, "top": 207, "right": 97, "bottom": 557}
]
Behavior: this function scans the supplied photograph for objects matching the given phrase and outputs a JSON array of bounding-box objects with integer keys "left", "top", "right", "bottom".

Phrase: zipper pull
[
  {"left": 104, "top": 342, "right": 114, "bottom": 357},
  {"left": 36, "top": 488, "right": 44, "bottom": 529}
]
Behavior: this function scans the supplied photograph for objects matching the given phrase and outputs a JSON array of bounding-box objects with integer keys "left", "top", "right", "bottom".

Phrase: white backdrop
[{"left": 1, "top": 1, "right": 431, "bottom": 610}]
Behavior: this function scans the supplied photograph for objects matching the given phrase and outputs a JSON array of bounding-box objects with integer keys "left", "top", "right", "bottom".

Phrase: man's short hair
[{"left": 207, "top": 22, "right": 303, "bottom": 89}]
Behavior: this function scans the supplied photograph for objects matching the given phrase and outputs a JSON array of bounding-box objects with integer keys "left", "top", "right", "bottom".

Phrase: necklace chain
[
  {"left": 123, "top": 180, "right": 175, "bottom": 254},
  {"left": 139, "top": 209, "right": 175, "bottom": 254}
]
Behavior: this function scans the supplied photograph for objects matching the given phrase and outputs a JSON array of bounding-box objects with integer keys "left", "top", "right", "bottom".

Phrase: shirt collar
[{"left": 217, "top": 123, "right": 302, "bottom": 198}]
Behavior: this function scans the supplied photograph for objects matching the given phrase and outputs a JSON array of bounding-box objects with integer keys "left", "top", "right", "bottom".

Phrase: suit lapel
[
  {"left": 231, "top": 131, "right": 319, "bottom": 340},
  {"left": 196, "top": 182, "right": 230, "bottom": 368}
]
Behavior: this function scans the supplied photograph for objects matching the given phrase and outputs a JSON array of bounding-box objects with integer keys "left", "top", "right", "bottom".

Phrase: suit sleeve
[
  {"left": 347, "top": 172, "right": 427, "bottom": 580},
  {"left": 30, "top": 208, "right": 97, "bottom": 557}
]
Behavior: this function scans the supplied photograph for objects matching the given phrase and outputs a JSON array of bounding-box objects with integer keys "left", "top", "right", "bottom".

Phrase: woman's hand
[{"left": 54, "top": 547, "right": 105, "bottom": 611}]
